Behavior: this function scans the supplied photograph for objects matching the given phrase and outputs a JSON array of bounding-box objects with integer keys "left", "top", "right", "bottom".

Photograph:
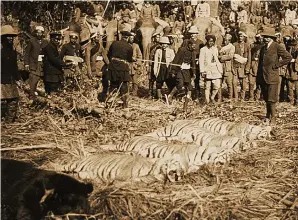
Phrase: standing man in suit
[
  {"left": 233, "top": 31, "right": 251, "bottom": 101},
  {"left": 43, "top": 32, "right": 67, "bottom": 95},
  {"left": 257, "top": 28, "right": 292, "bottom": 125},
  {"left": 107, "top": 30, "right": 134, "bottom": 108},
  {"left": 1, "top": 25, "right": 20, "bottom": 123},
  {"left": 24, "top": 26, "right": 48, "bottom": 100}
]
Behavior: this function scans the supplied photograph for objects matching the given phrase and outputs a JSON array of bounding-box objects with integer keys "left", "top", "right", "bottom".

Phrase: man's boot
[
  {"left": 210, "top": 87, "right": 218, "bottom": 103},
  {"left": 249, "top": 84, "right": 254, "bottom": 101},
  {"left": 217, "top": 87, "right": 222, "bottom": 103},
  {"left": 1, "top": 100, "right": 8, "bottom": 120},
  {"left": 156, "top": 89, "right": 162, "bottom": 100},
  {"left": 167, "top": 87, "right": 178, "bottom": 102},
  {"left": 255, "top": 88, "right": 261, "bottom": 101},
  {"left": 5, "top": 98, "right": 18, "bottom": 123},
  {"left": 270, "top": 102, "right": 277, "bottom": 125},
  {"left": 149, "top": 81, "right": 154, "bottom": 97},
  {"left": 183, "top": 91, "right": 191, "bottom": 111},
  {"left": 265, "top": 102, "right": 271, "bottom": 119},
  {"left": 240, "top": 89, "right": 246, "bottom": 101},
  {"left": 183, "top": 97, "right": 189, "bottom": 111},
  {"left": 122, "top": 94, "right": 128, "bottom": 109},
  {"left": 227, "top": 85, "right": 233, "bottom": 101},
  {"left": 205, "top": 89, "right": 210, "bottom": 104},
  {"left": 234, "top": 84, "right": 238, "bottom": 102},
  {"left": 132, "top": 83, "right": 138, "bottom": 96}
]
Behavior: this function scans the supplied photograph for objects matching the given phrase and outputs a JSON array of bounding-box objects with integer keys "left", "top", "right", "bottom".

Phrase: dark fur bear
[{"left": 1, "top": 158, "right": 93, "bottom": 220}]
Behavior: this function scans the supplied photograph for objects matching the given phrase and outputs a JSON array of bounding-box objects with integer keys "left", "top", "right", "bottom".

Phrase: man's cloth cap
[
  {"left": 120, "top": 31, "right": 135, "bottom": 36},
  {"left": 50, "top": 31, "right": 62, "bottom": 39}
]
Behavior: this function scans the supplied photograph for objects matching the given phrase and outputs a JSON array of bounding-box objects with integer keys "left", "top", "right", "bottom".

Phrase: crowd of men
[{"left": 1, "top": 1, "right": 298, "bottom": 126}]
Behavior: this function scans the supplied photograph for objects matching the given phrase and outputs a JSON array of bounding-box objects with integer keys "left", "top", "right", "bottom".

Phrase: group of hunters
[{"left": 1, "top": 0, "right": 298, "bottom": 126}]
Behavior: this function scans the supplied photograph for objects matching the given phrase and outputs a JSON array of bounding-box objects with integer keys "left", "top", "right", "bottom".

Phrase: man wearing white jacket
[
  {"left": 199, "top": 34, "right": 223, "bottom": 104},
  {"left": 153, "top": 36, "right": 175, "bottom": 99}
]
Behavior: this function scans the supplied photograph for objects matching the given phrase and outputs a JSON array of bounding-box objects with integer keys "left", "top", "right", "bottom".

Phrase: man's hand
[
  {"left": 16, "top": 80, "right": 23, "bottom": 88},
  {"left": 25, "top": 65, "right": 30, "bottom": 72}
]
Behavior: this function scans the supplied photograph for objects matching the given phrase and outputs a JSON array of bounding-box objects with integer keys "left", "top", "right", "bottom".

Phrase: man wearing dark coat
[
  {"left": 145, "top": 33, "right": 161, "bottom": 97},
  {"left": 257, "top": 27, "right": 292, "bottom": 125},
  {"left": 107, "top": 30, "right": 134, "bottom": 108},
  {"left": 1, "top": 25, "right": 20, "bottom": 122},
  {"left": 183, "top": 26, "right": 204, "bottom": 99},
  {"left": 43, "top": 32, "right": 67, "bottom": 95},
  {"left": 169, "top": 39, "right": 196, "bottom": 111},
  {"left": 60, "top": 32, "right": 82, "bottom": 86},
  {"left": 24, "top": 26, "right": 48, "bottom": 100}
]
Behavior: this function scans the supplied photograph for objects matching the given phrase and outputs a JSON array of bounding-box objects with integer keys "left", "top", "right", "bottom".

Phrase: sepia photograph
[{"left": 1, "top": 0, "right": 298, "bottom": 219}]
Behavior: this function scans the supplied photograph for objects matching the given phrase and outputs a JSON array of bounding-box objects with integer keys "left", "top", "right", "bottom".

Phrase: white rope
[{"left": 135, "top": 58, "right": 195, "bottom": 69}]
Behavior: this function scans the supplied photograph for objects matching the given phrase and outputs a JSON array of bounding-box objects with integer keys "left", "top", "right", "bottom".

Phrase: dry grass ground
[{"left": 1, "top": 81, "right": 298, "bottom": 219}]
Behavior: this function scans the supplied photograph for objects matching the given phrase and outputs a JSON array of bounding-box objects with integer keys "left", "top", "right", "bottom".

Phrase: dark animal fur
[{"left": 1, "top": 158, "right": 93, "bottom": 220}]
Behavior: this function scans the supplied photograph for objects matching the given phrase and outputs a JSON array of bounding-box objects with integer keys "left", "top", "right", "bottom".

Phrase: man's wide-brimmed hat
[
  {"left": 159, "top": 36, "right": 170, "bottom": 44},
  {"left": 188, "top": 26, "right": 199, "bottom": 34},
  {"left": 1, "top": 25, "right": 18, "bottom": 36},
  {"left": 260, "top": 27, "right": 277, "bottom": 38}
]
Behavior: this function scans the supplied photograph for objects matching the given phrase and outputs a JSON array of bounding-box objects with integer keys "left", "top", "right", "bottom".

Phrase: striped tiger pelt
[
  {"left": 191, "top": 118, "right": 271, "bottom": 141},
  {"left": 101, "top": 136, "right": 242, "bottom": 173},
  {"left": 146, "top": 121, "right": 247, "bottom": 150},
  {"left": 49, "top": 152, "right": 188, "bottom": 184}
]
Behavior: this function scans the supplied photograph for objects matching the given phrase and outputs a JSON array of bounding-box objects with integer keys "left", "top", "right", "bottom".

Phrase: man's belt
[{"left": 112, "top": 57, "right": 129, "bottom": 65}]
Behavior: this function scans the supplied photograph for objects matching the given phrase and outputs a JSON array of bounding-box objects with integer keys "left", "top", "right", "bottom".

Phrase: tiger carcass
[
  {"left": 191, "top": 118, "right": 271, "bottom": 141},
  {"left": 101, "top": 136, "right": 242, "bottom": 173},
  {"left": 145, "top": 120, "right": 248, "bottom": 150},
  {"left": 49, "top": 152, "right": 188, "bottom": 184}
]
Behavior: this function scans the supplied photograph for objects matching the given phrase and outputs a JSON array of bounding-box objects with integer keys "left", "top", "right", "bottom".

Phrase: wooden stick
[
  {"left": 103, "top": 0, "right": 111, "bottom": 17},
  {"left": 48, "top": 115, "right": 66, "bottom": 136},
  {"left": 0, "top": 143, "right": 56, "bottom": 151}
]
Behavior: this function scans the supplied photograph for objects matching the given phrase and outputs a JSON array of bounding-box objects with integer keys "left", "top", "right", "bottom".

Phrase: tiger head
[
  {"left": 246, "top": 125, "right": 272, "bottom": 141},
  {"left": 153, "top": 154, "right": 189, "bottom": 183}
]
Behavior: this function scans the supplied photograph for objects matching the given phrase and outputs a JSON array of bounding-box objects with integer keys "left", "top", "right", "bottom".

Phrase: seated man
[
  {"left": 195, "top": 0, "right": 210, "bottom": 18},
  {"left": 173, "top": 14, "right": 185, "bottom": 35},
  {"left": 140, "top": 1, "right": 154, "bottom": 20},
  {"left": 237, "top": 5, "right": 248, "bottom": 25},
  {"left": 120, "top": 14, "right": 133, "bottom": 31}
]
